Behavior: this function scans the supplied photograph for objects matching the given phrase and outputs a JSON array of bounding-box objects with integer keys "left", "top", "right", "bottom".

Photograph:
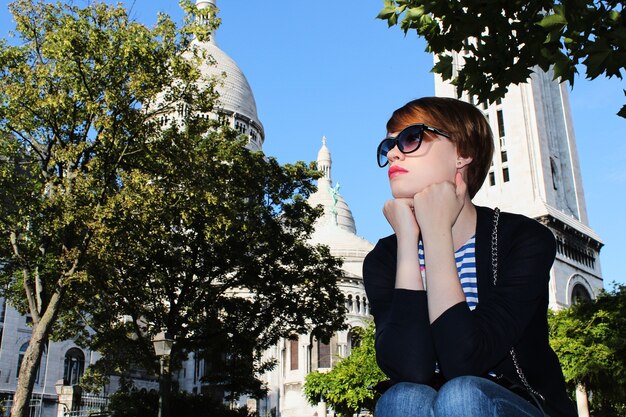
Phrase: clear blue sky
[{"left": 1, "top": 1, "right": 624, "bottom": 286}]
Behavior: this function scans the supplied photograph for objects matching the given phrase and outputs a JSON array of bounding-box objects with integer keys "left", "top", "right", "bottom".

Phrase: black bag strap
[{"left": 491, "top": 207, "right": 548, "bottom": 417}]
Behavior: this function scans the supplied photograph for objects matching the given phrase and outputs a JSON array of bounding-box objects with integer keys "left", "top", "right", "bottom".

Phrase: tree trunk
[
  {"left": 575, "top": 382, "right": 590, "bottom": 417},
  {"left": 11, "top": 290, "right": 64, "bottom": 417}
]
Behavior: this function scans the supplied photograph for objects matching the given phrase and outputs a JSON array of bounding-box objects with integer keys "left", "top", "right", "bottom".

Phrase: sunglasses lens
[
  {"left": 376, "top": 125, "right": 428, "bottom": 167},
  {"left": 397, "top": 126, "right": 423, "bottom": 153},
  {"left": 377, "top": 138, "right": 394, "bottom": 167}
]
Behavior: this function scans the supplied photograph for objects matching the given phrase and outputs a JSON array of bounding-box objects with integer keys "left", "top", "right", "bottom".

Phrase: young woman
[{"left": 363, "top": 97, "right": 577, "bottom": 417}]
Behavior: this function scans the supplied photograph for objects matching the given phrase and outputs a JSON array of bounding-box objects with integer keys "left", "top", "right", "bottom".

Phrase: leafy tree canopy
[
  {"left": 71, "top": 122, "right": 347, "bottom": 401},
  {"left": 549, "top": 284, "right": 626, "bottom": 416},
  {"left": 0, "top": 1, "right": 213, "bottom": 414},
  {"left": 0, "top": 0, "right": 346, "bottom": 414},
  {"left": 378, "top": 0, "right": 626, "bottom": 117}
]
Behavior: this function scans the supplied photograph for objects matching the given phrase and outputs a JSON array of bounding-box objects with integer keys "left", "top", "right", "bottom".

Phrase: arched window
[
  {"left": 17, "top": 342, "right": 45, "bottom": 383},
  {"left": 572, "top": 284, "right": 592, "bottom": 305},
  {"left": 317, "top": 340, "right": 331, "bottom": 369},
  {"left": 550, "top": 157, "right": 559, "bottom": 190},
  {"left": 63, "top": 348, "right": 85, "bottom": 386},
  {"left": 16, "top": 342, "right": 28, "bottom": 378},
  {"left": 348, "top": 329, "right": 362, "bottom": 355},
  {"left": 289, "top": 338, "right": 299, "bottom": 370},
  {"left": 193, "top": 352, "right": 203, "bottom": 384}
]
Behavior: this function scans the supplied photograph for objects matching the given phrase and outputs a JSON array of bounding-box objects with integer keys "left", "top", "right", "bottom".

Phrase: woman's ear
[{"left": 455, "top": 155, "right": 473, "bottom": 170}]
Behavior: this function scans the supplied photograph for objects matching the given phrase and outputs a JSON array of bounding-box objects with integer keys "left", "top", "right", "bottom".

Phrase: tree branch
[
  {"left": 10, "top": 231, "right": 40, "bottom": 322},
  {"left": 34, "top": 266, "right": 44, "bottom": 322}
]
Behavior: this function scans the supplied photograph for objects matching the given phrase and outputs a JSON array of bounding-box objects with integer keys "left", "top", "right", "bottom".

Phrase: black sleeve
[
  {"left": 431, "top": 219, "right": 555, "bottom": 379},
  {"left": 363, "top": 237, "right": 436, "bottom": 383}
]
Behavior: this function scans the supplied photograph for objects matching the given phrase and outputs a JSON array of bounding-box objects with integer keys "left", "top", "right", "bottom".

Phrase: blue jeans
[{"left": 375, "top": 376, "right": 545, "bottom": 417}]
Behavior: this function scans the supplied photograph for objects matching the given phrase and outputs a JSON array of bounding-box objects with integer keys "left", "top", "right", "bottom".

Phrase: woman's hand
[
  {"left": 383, "top": 198, "right": 420, "bottom": 244},
  {"left": 413, "top": 172, "right": 467, "bottom": 237},
  {"left": 413, "top": 172, "right": 468, "bottom": 320},
  {"left": 384, "top": 198, "right": 423, "bottom": 290}
]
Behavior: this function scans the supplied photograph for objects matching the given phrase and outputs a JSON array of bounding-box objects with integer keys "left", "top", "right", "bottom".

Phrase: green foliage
[
  {"left": 76, "top": 118, "right": 346, "bottom": 400},
  {"left": 549, "top": 284, "right": 626, "bottom": 416},
  {"left": 0, "top": 1, "right": 217, "bottom": 414},
  {"left": 303, "top": 322, "right": 386, "bottom": 416},
  {"left": 379, "top": 0, "right": 626, "bottom": 117},
  {"left": 108, "top": 390, "right": 254, "bottom": 417},
  {"left": 0, "top": 0, "right": 346, "bottom": 412},
  {"left": 0, "top": 0, "right": 210, "bottom": 323}
]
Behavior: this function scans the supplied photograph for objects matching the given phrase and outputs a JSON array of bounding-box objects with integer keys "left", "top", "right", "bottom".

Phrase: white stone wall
[{"left": 551, "top": 257, "right": 604, "bottom": 309}]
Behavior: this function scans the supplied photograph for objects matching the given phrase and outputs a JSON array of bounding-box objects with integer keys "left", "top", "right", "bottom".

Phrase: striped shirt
[{"left": 418, "top": 235, "right": 478, "bottom": 310}]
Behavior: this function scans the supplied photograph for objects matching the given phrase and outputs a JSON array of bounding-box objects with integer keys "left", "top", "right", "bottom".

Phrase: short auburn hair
[{"left": 386, "top": 97, "right": 494, "bottom": 199}]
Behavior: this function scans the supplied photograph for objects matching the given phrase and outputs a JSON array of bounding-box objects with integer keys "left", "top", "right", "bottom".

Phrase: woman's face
[{"left": 385, "top": 121, "right": 461, "bottom": 199}]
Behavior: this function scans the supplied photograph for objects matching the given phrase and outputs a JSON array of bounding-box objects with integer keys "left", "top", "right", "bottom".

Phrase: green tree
[
  {"left": 378, "top": 0, "right": 626, "bottom": 117},
  {"left": 71, "top": 122, "right": 346, "bottom": 403},
  {"left": 0, "top": 1, "right": 209, "bottom": 414},
  {"left": 303, "top": 322, "right": 386, "bottom": 416},
  {"left": 0, "top": 0, "right": 346, "bottom": 415},
  {"left": 549, "top": 285, "right": 626, "bottom": 417}
]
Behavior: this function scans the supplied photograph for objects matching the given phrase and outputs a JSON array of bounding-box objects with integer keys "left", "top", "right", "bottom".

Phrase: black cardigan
[{"left": 363, "top": 205, "right": 577, "bottom": 417}]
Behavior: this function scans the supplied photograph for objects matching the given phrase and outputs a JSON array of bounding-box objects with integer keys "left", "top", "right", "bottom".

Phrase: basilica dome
[
  {"left": 191, "top": 40, "right": 262, "bottom": 130},
  {"left": 191, "top": 0, "right": 264, "bottom": 150}
]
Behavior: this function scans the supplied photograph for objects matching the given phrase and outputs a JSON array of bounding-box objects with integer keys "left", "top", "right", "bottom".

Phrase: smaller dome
[
  {"left": 308, "top": 136, "right": 357, "bottom": 234},
  {"left": 308, "top": 184, "right": 357, "bottom": 234},
  {"left": 309, "top": 222, "right": 373, "bottom": 259},
  {"left": 307, "top": 138, "right": 374, "bottom": 279},
  {"left": 317, "top": 136, "right": 331, "bottom": 163}
]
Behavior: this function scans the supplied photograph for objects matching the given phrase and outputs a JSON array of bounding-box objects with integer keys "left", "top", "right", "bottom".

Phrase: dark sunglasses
[{"left": 377, "top": 123, "right": 451, "bottom": 168}]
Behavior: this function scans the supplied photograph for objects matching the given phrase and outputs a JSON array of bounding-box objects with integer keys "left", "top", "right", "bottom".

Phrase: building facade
[{"left": 0, "top": 298, "right": 101, "bottom": 417}]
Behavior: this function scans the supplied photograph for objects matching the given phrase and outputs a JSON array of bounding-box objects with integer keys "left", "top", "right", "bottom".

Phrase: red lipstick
[{"left": 388, "top": 165, "right": 408, "bottom": 179}]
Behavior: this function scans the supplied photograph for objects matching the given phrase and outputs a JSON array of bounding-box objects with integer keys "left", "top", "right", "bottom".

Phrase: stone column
[
  {"left": 55, "top": 381, "right": 81, "bottom": 417},
  {"left": 575, "top": 382, "right": 590, "bottom": 417},
  {"left": 317, "top": 400, "right": 327, "bottom": 417}
]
